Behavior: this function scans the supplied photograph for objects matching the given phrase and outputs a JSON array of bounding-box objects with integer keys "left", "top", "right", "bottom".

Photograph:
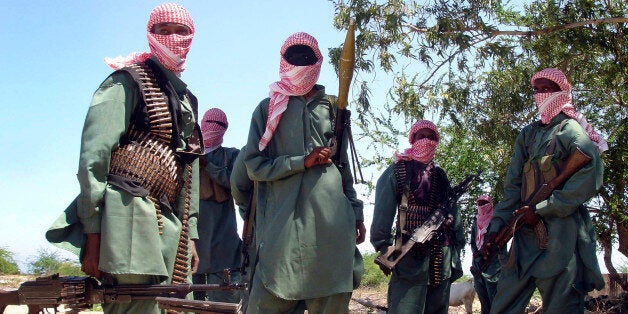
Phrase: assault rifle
[
  {"left": 375, "top": 170, "right": 483, "bottom": 275},
  {"left": 241, "top": 182, "right": 257, "bottom": 276},
  {"left": 474, "top": 147, "right": 592, "bottom": 275},
  {"left": 0, "top": 273, "right": 246, "bottom": 314}
]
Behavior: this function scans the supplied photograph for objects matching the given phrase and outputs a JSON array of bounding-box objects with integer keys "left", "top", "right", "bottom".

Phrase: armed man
[
  {"left": 194, "top": 108, "right": 243, "bottom": 304},
  {"left": 371, "top": 120, "right": 465, "bottom": 313},
  {"left": 483, "top": 68, "right": 608, "bottom": 313},
  {"left": 45, "top": 3, "right": 203, "bottom": 313},
  {"left": 242, "top": 32, "right": 365, "bottom": 313}
]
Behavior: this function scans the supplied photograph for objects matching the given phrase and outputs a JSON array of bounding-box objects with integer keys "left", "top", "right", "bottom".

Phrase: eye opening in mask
[
  {"left": 283, "top": 45, "right": 318, "bottom": 66},
  {"left": 477, "top": 200, "right": 490, "bottom": 206}
]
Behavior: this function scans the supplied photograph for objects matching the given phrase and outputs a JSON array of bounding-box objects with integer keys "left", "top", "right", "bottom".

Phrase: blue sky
[{"left": 1, "top": 0, "right": 624, "bottom": 274}]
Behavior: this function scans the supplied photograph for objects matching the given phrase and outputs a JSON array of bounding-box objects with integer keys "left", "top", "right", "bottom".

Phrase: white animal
[{"left": 449, "top": 279, "right": 476, "bottom": 314}]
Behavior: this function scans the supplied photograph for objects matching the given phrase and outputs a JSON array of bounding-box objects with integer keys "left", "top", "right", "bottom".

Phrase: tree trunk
[
  {"left": 602, "top": 231, "right": 628, "bottom": 294},
  {"left": 617, "top": 221, "right": 628, "bottom": 257}
]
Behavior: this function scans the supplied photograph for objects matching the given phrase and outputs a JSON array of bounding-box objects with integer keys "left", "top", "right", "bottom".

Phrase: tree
[
  {"left": 330, "top": 0, "right": 627, "bottom": 290},
  {"left": 0, "top": 247, "right": 20, "bottom": 275},
  {"left": 29, "top": 249, "right": 83, "bottom": 276}
]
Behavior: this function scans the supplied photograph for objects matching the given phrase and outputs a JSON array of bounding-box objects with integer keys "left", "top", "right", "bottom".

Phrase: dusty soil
[{"left": 348, "top": 285, "right": 543, "bottom": 314}]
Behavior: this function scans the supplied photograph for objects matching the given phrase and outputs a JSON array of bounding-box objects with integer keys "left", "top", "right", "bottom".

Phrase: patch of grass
[{"left": 360, "top": 252, "right": 389, "bottom": 289}]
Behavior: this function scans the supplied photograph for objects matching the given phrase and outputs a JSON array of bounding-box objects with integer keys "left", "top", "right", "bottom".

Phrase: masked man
[
  {"left": 371, "top": 120, "right": 464, "bottom": 313},
  {"left": 194, "top": 108, "right": 242, "bottom": 303},
  {"left": 486, "top": 68, "right": 607, "bottom": 313},
  {"left": 242, "top": 32, "right": 365, "bottom": 313},
  {"left": 470, "top": 195, "right": 502, "bottom": 314},
  {"left": 46, "top": 3, "right": 202, "bottom": 313}
]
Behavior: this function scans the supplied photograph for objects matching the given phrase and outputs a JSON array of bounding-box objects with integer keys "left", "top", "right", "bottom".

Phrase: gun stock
[
  {"left": 241, "top": 182, "right": 257, "bottom": 275},
  {"left": 477, "top": 147, "right": 593, "bottom": 273}
]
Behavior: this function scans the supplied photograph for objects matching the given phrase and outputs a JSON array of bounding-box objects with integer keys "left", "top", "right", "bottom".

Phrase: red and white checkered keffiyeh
[
  {"left": 475, "top": 195, "right": 493, "bottom": 249},
  {"left": 201, "top": 108, "right": 228, "bottom": 151},
  {"left": 531, "top": 68, "right": 608, "bottom": 153},
  {"left": 395, "top": 120, "right": 440, "bottom": 163},
  {"left": 104, "top": 3, "right": 194, "bottom": 74},
  {"left": 258, "top": 32, "right": 323, "bottom": 151}
]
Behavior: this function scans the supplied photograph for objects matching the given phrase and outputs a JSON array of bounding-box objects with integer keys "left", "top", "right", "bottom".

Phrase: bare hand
[
  {"left": 191, "top": 240, "right": 199, "bottom": 274},
  {"left": 515, "top": 205, "right": 540, "bottom": 226},
  {"left": 81, "top": 233, "right": 103, "bottom": 278},
  {"left": 355, "top": 221, "right": 366, "bottom": 244},
  {"left": 304, "top": 147, "right": 332, "bottom": 168}
]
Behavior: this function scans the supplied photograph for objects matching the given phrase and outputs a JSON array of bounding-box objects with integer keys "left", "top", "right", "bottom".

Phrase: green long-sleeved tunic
[
  {"left": 488, "top": 112, "right": 604, "bottom": 291},
  {"left": 470, "top": 219, "right": 502, "bottom": 282},
  {"left": 48, "top": 57, "right": 200, "bottom": 281},
  {"left": 196, "top": 146, "right": 242, "bottom": 274},
  {"left": 243, "top": 85, "right": 363, "bottom": 300}
]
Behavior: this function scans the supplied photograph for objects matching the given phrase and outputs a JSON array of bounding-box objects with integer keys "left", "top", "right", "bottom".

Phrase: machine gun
[
  {"left": 375, "top": 171, "right": 482, "bottom": 275},
  {"left": 0, "top": 273, "right": 246, "bottom": 313},
  {"left": 474, "top": 147, "right": 592, "bottom": 274}
]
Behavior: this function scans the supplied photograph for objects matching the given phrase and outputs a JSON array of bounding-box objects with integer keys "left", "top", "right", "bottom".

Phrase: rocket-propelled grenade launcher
[{"left": 329, "top": 19, "right": 363, "bottom": 183}]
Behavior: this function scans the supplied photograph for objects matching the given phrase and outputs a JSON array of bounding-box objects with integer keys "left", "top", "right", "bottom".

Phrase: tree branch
[{"left": 403, "top": 17, "right": 628, "bottom": 37}]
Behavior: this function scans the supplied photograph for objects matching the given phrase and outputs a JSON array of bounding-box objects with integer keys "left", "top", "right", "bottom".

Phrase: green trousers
[
  {"left": 387, "top": 275, "right": 451, "bottom": 314},
  {"left": 490, "top": 254, "right": 585, "bottom": 314},
  {"left": 246, "top": 271, "right": 351, "bottom": 314}
]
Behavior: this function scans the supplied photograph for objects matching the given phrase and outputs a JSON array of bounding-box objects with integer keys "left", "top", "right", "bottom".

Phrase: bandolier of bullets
[
  {"left": 109, "top": 62, "right": 181, "bottom": 235},
  {"left": 426, "top": 171, "right": 444, "bottom": 287},
  {"left": 171, "top": 163, "right": 192, "bottom": 285},
  {"left": 167, "top": 164, "right": 193, "bottom": 314},
  {"left": 129, "top": 63, "right": 174, "bottom": 144},
  {"left": 395, "top": 161, "right": 445, "bottom": 286}
]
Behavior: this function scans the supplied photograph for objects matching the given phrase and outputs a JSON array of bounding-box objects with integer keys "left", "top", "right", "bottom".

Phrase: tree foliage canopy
[
  {"left": 0, "top": 247, "right": 20, "bottom": 275},
  {"left": 330, "top": 0, "right": 627, "bottom": 278}
]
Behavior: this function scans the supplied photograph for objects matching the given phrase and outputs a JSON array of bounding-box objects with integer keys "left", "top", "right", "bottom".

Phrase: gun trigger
[{"left": 328, "top": 137, "right": 338, "bottom": 156}]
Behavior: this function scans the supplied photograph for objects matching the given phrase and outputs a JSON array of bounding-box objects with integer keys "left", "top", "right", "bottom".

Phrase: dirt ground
[
  {"left": 348, "top": 285, "right": 543, "bottom": 314},
  {"left": 0, "top": 275, "right": 574, "bottom": 314}
]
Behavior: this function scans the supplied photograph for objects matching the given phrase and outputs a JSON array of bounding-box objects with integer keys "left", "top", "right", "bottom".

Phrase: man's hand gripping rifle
[
  {"left": 0, "top": 273, "right": 246, "bottom": 314},
  {"left": 375, "top": 171, "right": 483, "bottom": 275},
  {"left": 473, "top": 147, "right": 592, "bottom": 275}
]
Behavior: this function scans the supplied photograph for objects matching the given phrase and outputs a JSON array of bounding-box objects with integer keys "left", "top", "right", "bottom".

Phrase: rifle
[
  {"left": 328, "top": 19, "right": 363, "bottom": 183},
  {"left": 375, "top": 170, "right": 483, "bottom": 275},
  {"left": 475, "top": 147, "right": 592, "bottom": 274},
  {"left": 0, "top": 273, "right": 246, "bottom": 314},
  {"left": 240, "top": 182, "right": 257, "bottom": 275}
]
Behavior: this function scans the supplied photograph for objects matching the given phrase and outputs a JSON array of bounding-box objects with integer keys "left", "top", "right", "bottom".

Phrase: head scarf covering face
[
  {"left": 475, "top": 195, "right": 493, "bottom": 249},
  {"left": 531, "top": 68, "right": 608, "bottom": 153},
  {"left": 104, "top": 3, "right": 194, "bottom": 74},
  {"left": 395, "top": 120, "right": 440, "bottom": 163},
  {"left": 201, "top": 108, "right": 228, "bottom": 150},
  {"left": 258, "top": 32, "right": 323, "bottom": 151}
]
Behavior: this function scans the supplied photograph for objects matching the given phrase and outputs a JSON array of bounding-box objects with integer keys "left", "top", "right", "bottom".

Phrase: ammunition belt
[
  {"left": 127, "top": 62, "right": 174, "bottom": 145},
  {"left": 109, "top": 129, "right": 182, "bottom": 204},
  {"left": 404, "top": 205, "right": 434, "bottom": 230}
]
